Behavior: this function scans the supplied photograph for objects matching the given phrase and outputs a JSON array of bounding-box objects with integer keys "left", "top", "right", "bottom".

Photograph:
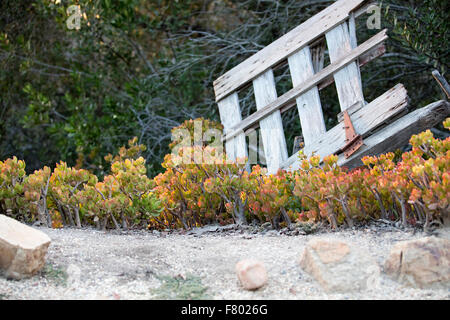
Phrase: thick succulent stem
[
  {"left": 110, "top": 212, "right": 120, "bottom": 230},
  {"left": 340, "top": 197, "right": 354, "bottom": 228},
  {"left": 372, "top": 188, "right": 387, "bottom": 219},
  {"left": 74, "top": 207, "right": 81, "bottom": 228},
  {"left": 394, "top": 193, "right": 408, "bottom": 227},
  {"left": 232, "top": 193, "right": 247, "bottom": 226},
  {"left": 280, "top": 207, "right": 292, "bottom": 228},
  {"left": 326, "top": 199, "right": 338, "bottom": 229},
  {"left": 121, "top": 212, "right": 128, "bottom": 230}
]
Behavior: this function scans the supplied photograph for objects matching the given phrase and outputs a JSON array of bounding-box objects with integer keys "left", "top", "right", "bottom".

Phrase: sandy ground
[{"left": 0, "top": 224, "right": 449, "bottom": 300}]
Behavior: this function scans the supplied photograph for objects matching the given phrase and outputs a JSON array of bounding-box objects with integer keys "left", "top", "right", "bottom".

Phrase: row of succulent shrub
[
  {"left": 1, "top": 119, "right": 449, "bottom": 230},
  {"left": 0, "top": 138, "right": 162, "bottom": 230}
]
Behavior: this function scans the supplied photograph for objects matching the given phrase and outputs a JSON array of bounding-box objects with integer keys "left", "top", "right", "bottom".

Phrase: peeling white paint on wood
[{"left": 253, "top": 70, "right": 288, "bottom": 174}]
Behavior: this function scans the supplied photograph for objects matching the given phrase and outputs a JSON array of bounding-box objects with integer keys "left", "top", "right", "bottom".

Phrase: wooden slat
[
  {"left": 348, "top": 12, "right": 365, "bottom": 101},
  {"left": 311, "top": 41, "right": 326, "bottom": 73},
  {"left": 282, "top": 84, "right": 409, "bottom": 171},
  {"left": 288, "top": 46, "right": 326, "bottom": 146},
  {"left": 213, "top": 0, "right": 369, "bottom": 102},
  {"left": 358, "top": 42, "right": 385, "bottom": 66},
  {"left": 338, "top": 100, "right": 450, "bottom": 168},
  {"left": 253, "top": 70, "right": 288, "bottom": 174},
  {"left": 313, "top": 44, "right": 385, "bottom": 95},
  {"left": 259, "top": 130, "right": 267, "bottom": 166},
  {"left": 349, "top": 12, "right": 358, "bottom": 49},
  {"left": 217, "top": 93, "right": 248, "bottom": 168},
  {"left": 223, "top": 29, "right": 388, "bottom": 142},
  {"left": 326, "top": 22, "right": 365, "bottom": 111},
  {"left": 243, "top": 42, "right": 385, "bottom": 134},
  {"left": 226, "top": 39, "right": 384, "bottom": 111}
]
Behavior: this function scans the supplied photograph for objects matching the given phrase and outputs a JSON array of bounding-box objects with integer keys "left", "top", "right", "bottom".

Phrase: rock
[
  {"left": 219, "top": 224, "right": 238, "bottom": 232},
  {"left": 0, "top": 215, "right": 51, "bottom": 280},
  {"left": 193, "top": 225, "right": 219, "bottom": 235},
  {"left": 261, "top": 222, "right": 272, "bottom": 230},
  {"left": 299, "top": 238, "right": 377, "bottom": 292},
  {"left": 384, "top": 237, "right": 450, "bottom": 289},
  {"left": 296, "top": 222, "right": 319, "bottom": 234},
  {"left": 236, "top": 260, "right": 268, "bottom": 290}
]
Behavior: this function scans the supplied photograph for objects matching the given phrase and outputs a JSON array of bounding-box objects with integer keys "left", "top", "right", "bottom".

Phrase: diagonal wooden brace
[{"left": 341, "top": 109, "right": 363, "bottom": 158}]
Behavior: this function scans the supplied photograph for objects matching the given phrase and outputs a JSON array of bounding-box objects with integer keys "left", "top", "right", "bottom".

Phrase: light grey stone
[{"left": 0, "top": 215, "right": 51, "bottom": 279}]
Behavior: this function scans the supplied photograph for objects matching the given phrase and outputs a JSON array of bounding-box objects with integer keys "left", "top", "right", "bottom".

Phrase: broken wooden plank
[
  {"left": 223, "top": 29, "right": 388, "bottom": 142},
  {"left": 253, "top": 69, "right": 288, "bottom": 174},
  {"left": 217, "top": 93, "right": 248, "bottom": 168},
  {"left": 288, "top": 46, "right": 326, "bottom": 147},
  {"left": 337, "top": 101, "right": 364, "bottom": 122},
  {"left": 282, "top": 83, "right": 409, "bottom": 171},
  {"left": 213, "top": 0, "right": 371, "bottom": 102},
  {"left": 337, "top": 100, "right": 450, "bottom": 168},
  {"left": 326, "top": 22, "right": 365, "bottom": 111}
]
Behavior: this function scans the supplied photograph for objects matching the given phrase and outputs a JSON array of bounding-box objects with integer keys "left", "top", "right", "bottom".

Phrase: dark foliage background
[{"left": 1, "top": 0, "right": 448, "bottom": 176}]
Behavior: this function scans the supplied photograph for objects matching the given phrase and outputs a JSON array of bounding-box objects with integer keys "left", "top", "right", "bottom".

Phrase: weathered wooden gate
[{"left": 214, "top": 0, "right": 449, "bottom": 174}]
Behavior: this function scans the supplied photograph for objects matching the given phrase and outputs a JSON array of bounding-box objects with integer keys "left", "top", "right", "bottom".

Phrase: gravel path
[{"left": 1, "top": 224, "right": 449, "bottom": 300}]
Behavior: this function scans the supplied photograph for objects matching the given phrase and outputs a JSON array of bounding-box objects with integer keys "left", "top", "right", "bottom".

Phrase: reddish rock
[{"left": 236, "top": 260, "right": 268, "bottom": 290}]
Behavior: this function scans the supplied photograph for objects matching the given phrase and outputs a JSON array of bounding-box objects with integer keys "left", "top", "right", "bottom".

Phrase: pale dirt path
[{"left": 0, "top": 225, "right": 449, "bottom": 300}]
